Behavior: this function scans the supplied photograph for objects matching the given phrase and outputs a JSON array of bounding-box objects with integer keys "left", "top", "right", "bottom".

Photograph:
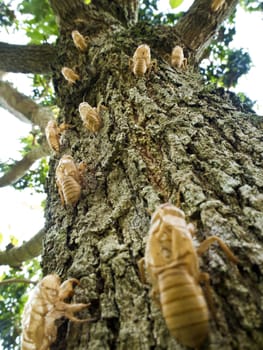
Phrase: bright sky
[{"left": 0, "top": 0, "right": 262, "bottom": 250}]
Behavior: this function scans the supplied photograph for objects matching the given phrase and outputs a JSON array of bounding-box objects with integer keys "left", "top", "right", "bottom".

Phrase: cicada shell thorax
[
  {"left": 171, "top": 45, "right": 187, "bottom": 69},
  {"left": 71, "top": 30, "right": 88, "bottom": 51},
  {"left": 45, "top": 120, "right": 60, "bottom": 153},
  {"left": 58, "top": 155, "right": 80, "bottom": 182},
  {"left": 61, "top": 67, "right": 80, "bottom": 84},
  {"left": 145, "top": 204, "right": 198, "bottom": 270},
  {"left": 133, "top": 44, "right": 151, "bottom": 63},
  {"left": 78, "top": 102, "right": 102, "bottom": 133}
]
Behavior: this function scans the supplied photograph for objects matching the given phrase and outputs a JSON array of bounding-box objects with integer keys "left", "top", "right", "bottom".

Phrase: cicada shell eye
[{"left": 61, "top": 67, "right": 80, "bottom": 84}]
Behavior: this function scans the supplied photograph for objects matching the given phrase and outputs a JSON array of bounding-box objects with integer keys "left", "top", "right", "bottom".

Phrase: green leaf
[
  {"left": 84, "top": 0, "right": 91, "bottom": 4},
  {"left": 10, "top": 235, "right": 19, "bottom": 247},
  {"left": 169, "top": 0, "right": 184, "bottom": 9}
]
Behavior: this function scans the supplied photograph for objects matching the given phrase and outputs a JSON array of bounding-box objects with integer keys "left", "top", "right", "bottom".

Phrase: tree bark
[
  {"left": 0, "top": 79, "right": 53, "bottom": 131},
  {"left": 0, "top": 42, "right": 56, "bottom": 73},
  {"left": 0, "top": 228, "right": 44, "bottom": 267},
  {"left": 175, "top": 0, "right": 239, "bottom": 62},
  {"left": 40, "top": 1, "right": 263, "bottom": 349},
  {"left": 0, "top": 143, "right": 49, "bottom": 187}
]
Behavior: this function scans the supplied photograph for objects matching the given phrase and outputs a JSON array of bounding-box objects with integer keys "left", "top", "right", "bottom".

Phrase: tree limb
[
  {"left": 0, "top": 278, "right": 38, "bottom": 285},
  {"left": 0, "top": 42, "right": 56, "bottom": 74},
  {"left": 0, "top": 79, "right": 53, "bottom": 131},
  {"left": 0, "top": 143, "right": 50, "bottom": 188},
  {"left": 0, "top": 228, "right": 44, "bottom": 267},
  {"left": 49, "top": 0, "right": 86, "bottom": 24},
  {"left": 92, "top": 0, "right": 139, "bottom": 26},
  {"left": 49, "top": 0, "right": 123, "bottom": 33},
  {"left": 175, "top": 0, "right": 239, "bottom": 62}
]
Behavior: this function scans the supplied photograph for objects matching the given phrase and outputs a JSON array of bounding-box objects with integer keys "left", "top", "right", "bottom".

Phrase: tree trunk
[{"left": 41, "top": 2, "right": 263, "bottom": 350}]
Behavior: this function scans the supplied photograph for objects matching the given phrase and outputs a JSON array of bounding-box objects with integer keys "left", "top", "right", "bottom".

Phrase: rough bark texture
[
  {"left": 175, "top": 0, "right": 239, "bottom": 62},
  {"left": 0, "top": 42, "right": 56, "bottom": 73},
  {"left": 50, "top": 0, "right": 138, "bottom": 28},
  {"left": 41, "top": 3, "right": 263, "bottom": 349},
  {"left": 0, "top": 79, "right": 53, "bottom": 131}
]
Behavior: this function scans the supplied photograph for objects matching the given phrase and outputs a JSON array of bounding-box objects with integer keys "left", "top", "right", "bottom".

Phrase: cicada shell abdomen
[
  {"left": 158, "top": 267, "right": 209, "bottom": 349},
  {"left": 61, "top": 175, "right": 81, "bottom": 206},
  {"left": 133, "top": 58, "right": 148, "bottom": 77}
]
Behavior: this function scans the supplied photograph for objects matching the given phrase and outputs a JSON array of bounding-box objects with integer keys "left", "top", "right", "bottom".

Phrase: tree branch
[
  {"left": 0, "top": 42, "right": 56, "bottom": 74},
  {"left": 0, "top": 80, "right": 53, "bottom": 131},
  {"left": 175, "top": 0, "right": 238, "bottom": 62},
  {"left": 49, "top": 0, "right": 132, "bottom": 33},
  {"left": 92, "top": 0, "right": 139, "bottom": 26},
  {"left": 0, "top": 228, "right": 44, "bottom": 266},
  {"left": 0, "top": 278, "right": 38, "bottom": 285},
  {"left": 0, "top": 143, "right": 50, "bottom": 187},
  {"left": 49, "top": 0, "right": 86, "bottom": 24}
]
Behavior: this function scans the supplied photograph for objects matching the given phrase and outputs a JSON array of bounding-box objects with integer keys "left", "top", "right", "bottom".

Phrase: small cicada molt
[
  {"left": 170, "top": 45, "right": 187, "bottom": 69},
  {"left": 55, "top": 155, "right": 86, "bottom": 206},
  {"left": 129, "top": 44, "right": 157, "bottom": 77},
  {"left": 45, "top": 120, "right": 70, "bottom": 153},
  {"left": 61, "top": 67, "right": 80, "bottom": 84},
  {"left": 78, "top": 102, "right": 103, "bottom": 133},
  {"left": 71, "top": 30, "right": 88, "bottom": 51}
]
